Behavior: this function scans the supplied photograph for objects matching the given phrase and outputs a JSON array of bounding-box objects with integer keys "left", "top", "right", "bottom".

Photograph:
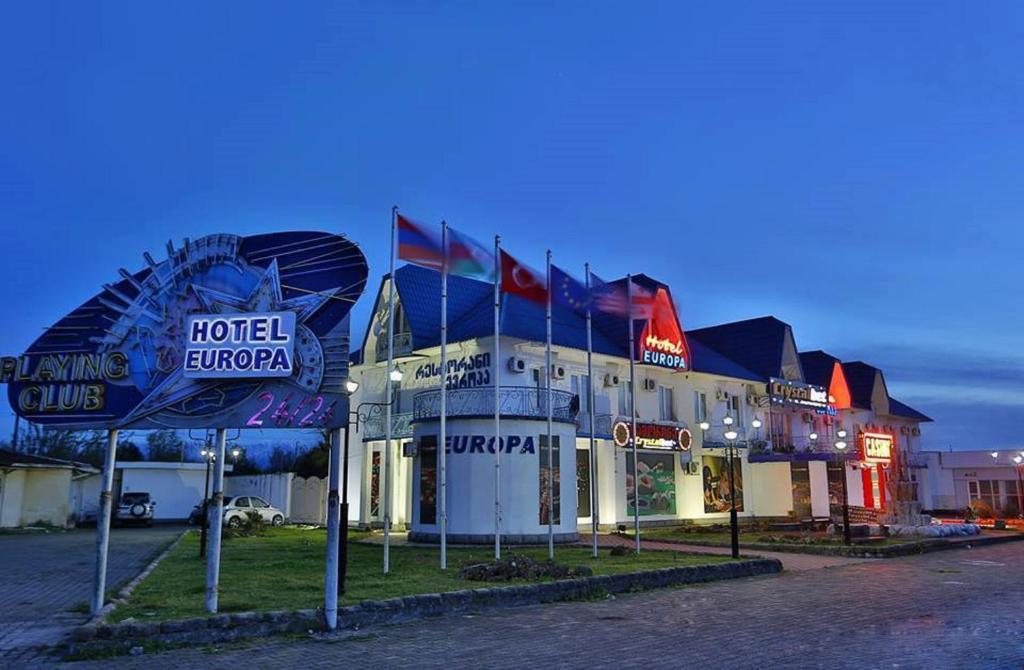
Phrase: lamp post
[
  {"left": 723, "top": 417, "right": 740, "bottom": 559},
  {"left": 835, "top": 429, "right": 851, "bottom": 546},
  {"left": 1012, "top": 454, "right": 1023, "bottom": 511}
]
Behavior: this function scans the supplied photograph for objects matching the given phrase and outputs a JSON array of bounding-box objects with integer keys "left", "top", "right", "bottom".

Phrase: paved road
[
  {"left": 0, "top": 525, "right": 183, "bottom": 665},
  {"left": 67, "top": 541, "right": 1023, "bottom": 669}
]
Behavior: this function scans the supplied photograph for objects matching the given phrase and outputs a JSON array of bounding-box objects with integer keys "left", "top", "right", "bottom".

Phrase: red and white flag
[{"left": 500, "top": 250, "right": 547, "bottom": 304}]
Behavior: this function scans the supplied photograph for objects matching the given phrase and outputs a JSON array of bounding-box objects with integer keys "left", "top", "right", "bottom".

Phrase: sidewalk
[{"left": 581, "top": 534, "right": 871, "bottom": 572}]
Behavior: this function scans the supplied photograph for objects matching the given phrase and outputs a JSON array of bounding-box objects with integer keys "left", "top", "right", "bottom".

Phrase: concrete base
[{"left": 408, "top": 531, "right": 580, "bottom": 545}]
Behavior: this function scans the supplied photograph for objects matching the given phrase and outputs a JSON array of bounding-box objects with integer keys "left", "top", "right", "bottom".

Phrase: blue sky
[{"left": 1, "top": 2, "right": 1022, "bottom": 453}]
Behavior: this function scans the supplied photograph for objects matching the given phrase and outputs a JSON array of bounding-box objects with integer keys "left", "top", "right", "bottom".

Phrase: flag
[
  {"left": 551, "top": 265, "right": 588, "bottom": 315},
  {"left": 397, "top": 214, "right": 443, "bottom": 270},
  {"left": 448, "top": 227, "right": 495, "bottom": 282},
  {"left": 500, "top": 250, "right": 547, "bottom": 304},
  {"left": 590, "top": 273, "right": 654, "bottom": 319}
]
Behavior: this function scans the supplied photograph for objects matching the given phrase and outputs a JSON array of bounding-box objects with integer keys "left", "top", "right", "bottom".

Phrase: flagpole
[
  {"left": 493, "top": 235, "right": 502, "bottom": 560},
  {"left": 384, "top": 205, "right": 397, "bottom": 575},
  {"left": 586, "top": 264, "right": 598, "bottom": 558},
  {"left": 439, "top": 221, "right": 449, "bottom": 570},
  {"left": 627, "top": 274, "right": 640, "bottom": 555},
  {"left": 546, "top": 249, "right": 554, "bottom": 560}
]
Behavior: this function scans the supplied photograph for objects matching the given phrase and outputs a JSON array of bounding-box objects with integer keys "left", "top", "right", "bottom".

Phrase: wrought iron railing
[
  {"left": 361, "top": 409, "right": 414, "bottom": 440},
  {"left": 413, "top": 386, "right": 577, "bottom": 423}
]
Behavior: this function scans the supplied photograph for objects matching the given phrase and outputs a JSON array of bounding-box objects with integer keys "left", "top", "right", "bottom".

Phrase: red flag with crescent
[{"left": 500, "top": 250, "right": 547, "bottom": 304}]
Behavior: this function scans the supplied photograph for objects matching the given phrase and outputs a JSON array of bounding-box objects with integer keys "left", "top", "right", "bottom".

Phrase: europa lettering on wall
[{"left": 3, "top": 232, "right": 368, "bottom": 429}]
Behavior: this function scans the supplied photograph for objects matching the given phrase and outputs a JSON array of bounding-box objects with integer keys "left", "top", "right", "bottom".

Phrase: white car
[{"left": 224, "top": 496, "right": 285, "bottom": 527}]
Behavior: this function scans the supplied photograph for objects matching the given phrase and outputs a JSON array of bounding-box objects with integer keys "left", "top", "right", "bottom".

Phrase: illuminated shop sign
[
  {"left": 4, "top": 232, "right": 367, "bottom": 430},
  {"left": 769, "top": 378, "right": 829, "bottom": 410},
  {"left": 612, "top": 420, "right": 691, "bottom": 450},
  {"left": 184, "top": 312, "right": 295, "bottom": 379},
  {"left": 0, "top": 353, "right": 129, "bottom": 414},
  {"left": 861, "top": 432, "right": 893, "bottom": 463},
  {"left": 636, "top": 288, "right": 690, "bottom": 370}
]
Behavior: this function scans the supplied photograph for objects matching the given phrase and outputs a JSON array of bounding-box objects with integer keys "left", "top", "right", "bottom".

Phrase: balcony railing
[
  {"left": 413, "top": 386, "right": 577, "bottom": 424},
  {"left": 361, "top": 409, "right": 414, "bottom": 440},
  {"left": 374, "top": 331, "right": 413, "bottom": 360}
]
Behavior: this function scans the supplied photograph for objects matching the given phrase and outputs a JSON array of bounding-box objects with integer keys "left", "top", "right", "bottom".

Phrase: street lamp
[
  {"left": 723, "top": 424, "right": 740, "bottom": 559},
  {"left": 699, "top": 421, "right": 711, "bottom": 432},
  {"left": 389, "top": 367, "right": 404, "bottom": 383},
  {"left": 834, "top": 439, "right": 852, "bottom": 545}
]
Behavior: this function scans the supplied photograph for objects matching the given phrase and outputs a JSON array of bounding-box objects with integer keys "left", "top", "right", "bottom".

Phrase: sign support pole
[
  {"left": 91, "top": 428, "right": 119, "bottom": 616},
  {"left": 205, "top": 428, "right": 227, "bottom": 613},
  {"left": 324, "top": 427, "right": 342, "bottom": 629},
  {"left": 384, "top": 206, "right": 397, "bottom": 575}
]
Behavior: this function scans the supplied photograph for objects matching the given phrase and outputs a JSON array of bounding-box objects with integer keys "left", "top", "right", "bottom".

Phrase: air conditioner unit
[
  {"left": 642, "top": 378, "right": 657, "bottom": 392},
  {"left": 900, "top": 426, "right": 910, "bottom": 435},
  {"left": 802, "top": 413, "right": 813, "bottom": 424},
  {"left": 402, "top": 442, "right": 418, "bottom": 458},
  {"left": 715, "top": 389, "right": 728, "bottom": 401},
  {"left": 507, "top": 356, "right": 527, "bottom": 373},
  {"left": 684, "top": 461, "right": 700, "bottom": 475},
  {"left": 746, "top": 393, "right": 758, "bottom": 406},
  {"left": 603, "top": 373, "right": 620, "bottom": 388},
  {"left": 911, "top": 427, "right": 921, "bottom": 436},
  {"left": 550, "top": 364, "right": 566, "bottom": 380}
]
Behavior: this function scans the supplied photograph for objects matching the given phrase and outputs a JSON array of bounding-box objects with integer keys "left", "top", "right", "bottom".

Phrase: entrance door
[
  {"left": 576, "top": 448, "right": 591, "bottom": 519},
  {"left": 790, "top": 463, "right": 812, "bottom": 518},
  {"left": 369, "top": 450, "right": 382, "bottom": 521}
]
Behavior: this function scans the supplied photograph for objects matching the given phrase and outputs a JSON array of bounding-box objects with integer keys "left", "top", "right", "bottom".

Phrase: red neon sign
[{"left": 637, "top": 287, "right": 690, "bottom": 370}]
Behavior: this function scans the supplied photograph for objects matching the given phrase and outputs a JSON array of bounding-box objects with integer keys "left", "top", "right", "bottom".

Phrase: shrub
[
  {"left": 969, "top": 500, "right": 996, "bottom": 520},
  {"left": 223, "top": 510, "right": 267, "bottom": 539},
  {"left": 459, "top": 554, "right": 593, "bottom": 582}
]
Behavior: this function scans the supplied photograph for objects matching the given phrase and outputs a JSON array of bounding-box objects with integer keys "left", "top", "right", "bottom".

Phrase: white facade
[
  {"left": 78, "top": 462, "right": 233, "bottom": 522},
  {"left": 920, "top": 450, "right": 1024, "bottom": 514}
]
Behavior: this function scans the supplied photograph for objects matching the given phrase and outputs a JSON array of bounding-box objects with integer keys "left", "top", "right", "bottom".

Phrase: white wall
[
  {"left": 809, "top": 461, "right": 831, "bottom": 518},
  {"left": 0, "top": 470, "right": 27, "bottom": 527},
  {"left": 120, "top": 466, "right": 208, "bottom": 520},
  {"left": 15, "top": 469, "right": 73, "bottom": 527},
  {"left": 747, "top": 463, "right": 793, "bottom": 517}
]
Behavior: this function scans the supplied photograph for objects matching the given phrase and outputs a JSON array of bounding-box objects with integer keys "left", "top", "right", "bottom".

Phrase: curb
[
  {"left": 66, "top": 557, "right": 781, "bottom": 658},
  {"left": 628, "top": 531, "right": 1024, "bottom": 558},
  {"left": 90, "top": 528, "right": 190, "bottom": 624}
]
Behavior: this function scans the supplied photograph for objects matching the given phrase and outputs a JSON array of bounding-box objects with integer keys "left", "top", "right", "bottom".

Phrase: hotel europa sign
[{"left": 2, "top": 232, "right": 367, "bottom": 430}]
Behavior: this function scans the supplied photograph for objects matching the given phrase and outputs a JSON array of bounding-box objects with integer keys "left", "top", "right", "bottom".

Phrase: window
[
  {"left": 618, "top": 380, "right": 633, "bottom": 417},
  {"left": 251, "top": 498, "right": 269, "bottom": 509},
  {"left": 571, "top": 374, "right": 591, "bottom": 414},
  {"left": 694, "top": 391, "right": 707, "bottom": 423},
  {"left": 576, "top": 448, "right": 591, "bottom": 518},
  {"left": 234, "top": 497, "right": 250, "bottom": 508},
  {"left": 1005, "top": 480, "right": 1021, "bottom": 516},
  {"left": 729, "top": 394, "right": 743, "bottom": 427},
  {"left": 658, "top": 386, "right": 675, "bottom": 421},
  {"left": 539, "top": 435, "right": 561, "bottom": 525},
  {"left": 418, "top": 436, "right": 437, "bottom": 524},
  {"left": 978, "top": 480, "right": 1000, "bottom": 510}
]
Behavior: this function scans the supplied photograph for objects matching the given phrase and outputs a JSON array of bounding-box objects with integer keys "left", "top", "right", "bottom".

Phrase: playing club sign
[{"left": 4, "top": 232, "right": 367, "bottom": 430}]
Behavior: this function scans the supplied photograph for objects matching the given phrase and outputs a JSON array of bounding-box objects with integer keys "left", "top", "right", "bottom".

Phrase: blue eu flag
[{"left": 551, "top": 265, "right": 588, "bottom": 315}]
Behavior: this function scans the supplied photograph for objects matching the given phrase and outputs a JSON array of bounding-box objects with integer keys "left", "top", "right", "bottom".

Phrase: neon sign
[
  {"left": 769, "top": 378, "right": 829, "bottom": 410},
  {"left": 861, "top": 432, "right": 893, "bottom": 463},
  {"left": 613, "top": 420, "right": 691, "bottom": 450},
  {"left": 637, "top": 287, "right": 689, "bottom": 370}
]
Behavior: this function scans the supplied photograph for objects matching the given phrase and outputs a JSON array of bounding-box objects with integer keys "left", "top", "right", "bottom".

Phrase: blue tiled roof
[
  {"left": 687, "top": 316, "right": 792, "bottom": 381},
  {"left": 381, "top": 265, "right": 761, "bottom": 381},
  {"left": 887, "top": 397, "right": 933, "bottom": 422}
]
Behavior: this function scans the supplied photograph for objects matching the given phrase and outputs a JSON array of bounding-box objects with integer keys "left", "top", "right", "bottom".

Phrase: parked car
[
  {"left": 224, "top": 496, "right": 285, "bottom": 527},
  {"left": 115, "top": 492, "right": 156, "bottom": 526}
]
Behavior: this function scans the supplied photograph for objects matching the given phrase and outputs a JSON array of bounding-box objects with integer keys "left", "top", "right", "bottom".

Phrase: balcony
[
  {"left": 576, "top": 413, "right": 615, "bottom": 439},
  {"left": 361, "top": 408, "right": 414, "bottom": 440},
  {"left": 413, "top": 386, "right": 578, "bottom": 424},
  {"left": 374, "top": 331, "right": 413, "bottom": 361}
]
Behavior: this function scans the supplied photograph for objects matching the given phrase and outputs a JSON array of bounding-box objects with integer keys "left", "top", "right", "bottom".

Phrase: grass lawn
[{"left": 112, "top": 527, "right": 732, "bottom": 622}]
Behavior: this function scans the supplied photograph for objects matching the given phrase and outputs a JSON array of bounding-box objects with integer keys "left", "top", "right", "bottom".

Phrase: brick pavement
[
  {"left": 65, "top": 541, "right": 1024, "bottom": 669},
  {"left": 0, "top": 525, "right": 183, "bottom": 666}
]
